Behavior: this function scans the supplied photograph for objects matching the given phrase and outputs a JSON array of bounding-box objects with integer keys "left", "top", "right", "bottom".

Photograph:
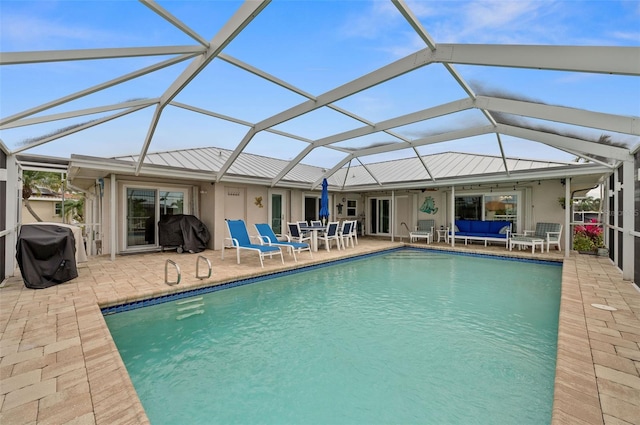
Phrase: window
[
  {"left": 160, "top": 191, "right": 184, "bottom": 216},
  {"left": 347, "top": 200, "right": 357, "bottom": 216},
  {"left": 455, "top": 192, "right": 520, "bottom": 230},
  {"left": 455, "top": 196, "right": 482, "bottom": 220},
  {"left": 54, "top": 202, "right": 62, "bottom": 216},
  {"left": 484, "top": 195, "right": 517, "bottom": 221}
]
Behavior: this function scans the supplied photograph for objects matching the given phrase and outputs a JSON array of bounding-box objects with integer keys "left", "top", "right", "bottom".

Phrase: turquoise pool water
[{"left": 105, "top": 250, "right": 561, "bottom": 424}]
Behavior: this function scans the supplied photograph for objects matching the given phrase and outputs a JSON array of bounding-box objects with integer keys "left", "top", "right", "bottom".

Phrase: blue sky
[{"left": 1, "top": 0, "right": 639, "bottom": 167}]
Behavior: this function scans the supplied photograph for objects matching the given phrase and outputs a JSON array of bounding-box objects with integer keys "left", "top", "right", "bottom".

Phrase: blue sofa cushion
[
  {"left": 456, "top": 220, "right": 472, "bottom": 233},
  {"left": 453, "top": 220, "right": 511, "bottom": 239}
]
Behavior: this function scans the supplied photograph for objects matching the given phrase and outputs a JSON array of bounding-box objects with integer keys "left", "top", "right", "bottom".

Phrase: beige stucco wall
[
  {"left": 92, "top": 175, "right": 600, "bottom": 255},
  {"left": 529, "top": 180, "right": 567, "bottom": 227},
  {"left": 22, "top": 198, "right": 63, "bottom": 224},
  {"left": 198, "top": 182, "right": 215, "bottom": 250}
]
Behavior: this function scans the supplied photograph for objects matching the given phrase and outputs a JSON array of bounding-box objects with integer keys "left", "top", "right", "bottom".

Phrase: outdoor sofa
[{"left": 448, "top": 219, "right": 512, "bottom": 247}]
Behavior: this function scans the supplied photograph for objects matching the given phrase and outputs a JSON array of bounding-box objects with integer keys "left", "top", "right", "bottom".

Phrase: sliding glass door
[
  {"left": 369, "top": 197, "right": 390, "bottom": 235},
  {"left": 270, "top": 191, "right": 286, "bottom": 235},
  {"left": 125, "top": 186, "right": 188, "bottom": 250},
  {"left": 126, "top": 188, "right": 156, "bottom": 248}
]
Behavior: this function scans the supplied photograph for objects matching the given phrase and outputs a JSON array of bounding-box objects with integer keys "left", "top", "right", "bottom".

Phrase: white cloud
[
  {"left": 339, "top": 1, "right": 402, "bottom": 39},
  {"left": 464, "top": 0, "right": 541, "bottom": 30},
  {"left": 1, "top": 13, "right": 128, "bottom": 50},
  {"left": 610, "top": 30, "right": 640, "bottom": 43}
]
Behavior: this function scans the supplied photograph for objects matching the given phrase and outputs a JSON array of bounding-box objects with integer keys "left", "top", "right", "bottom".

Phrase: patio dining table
[{"left": 299, "top": 224, "right": 326, "bottom": 252}]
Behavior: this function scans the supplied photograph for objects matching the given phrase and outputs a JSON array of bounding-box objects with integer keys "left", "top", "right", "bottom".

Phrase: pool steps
[{"left": 176, "top": 297, "right": 205, "bottom": 320}]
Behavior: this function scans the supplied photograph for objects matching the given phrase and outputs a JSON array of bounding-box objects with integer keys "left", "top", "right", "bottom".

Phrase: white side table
[{"left": 436, "top": 229, "right": 447, "bottom": 243}]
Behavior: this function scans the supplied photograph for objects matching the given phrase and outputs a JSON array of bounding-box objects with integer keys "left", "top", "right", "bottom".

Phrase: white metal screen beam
[
  {"left": 170, "top": 101, "right": 314, "bottom": 144},
  {"left": 268, "top": 98, "right": 474, "bottom": 186},
  {"left": 218, "top": 53, "right": 316, "bottom": 99},
  {"left": 560, "top": 147, "right": 617, "bottom": 168},
  {"left": 1, "top": 99, "right": 160, "bottom": 130},
  {"left": 0, "top": 54, "right": 195, "bottom": 127},
  {"left": 13, "top": 104, "right": 150, "bottom": 154},
  {"left": 141, "top": 0, "right": 210, "bottom": 47},
  {"left": 476, "top": 96, "right": 640, "bottom": 136},
  {"left": 309, "top": 125, "right": 497, "bottom": 188},
  {"left": 216, "top": 46, "right": 438, "bottom": 181},
  {"left": 0, "top": 46, "right": 204, "bottom": 65},
  {"left": 432, "top": 44, "right": 640, "bottom": 76},
  {"left": 495, "top": 133, "right": 510, "bottom": 177},
  {"left": 392, "top": 0, "right": 437, "bottom": 51},
  {"left": 135, "top": 0, "right": 271, "bottom": 175},
  {"left": 314, "top": 98, "right": 475, "bottom": 149},
  {"left": 391, "top": 1, "right": 501, "bottom": 182},
  {"left": 498, "top": 124, "right": 631, "bottom": 162},
  {"left": 219, "top": 51, "right": 425, "bottom": 186},
  {"left": 351, "top": 125, "right": 496, "bottom": 159}
]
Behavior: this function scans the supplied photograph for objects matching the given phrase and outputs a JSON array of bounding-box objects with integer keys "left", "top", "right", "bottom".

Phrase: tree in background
[
  {"left": 22, "top": 170, "right": 84, "bottom": 223},
  {"left": 62, "top": 198, "right": 84, "bottom": 224},
  {"left": 21, "top": 171, "right": 63, "bottom": 222}
]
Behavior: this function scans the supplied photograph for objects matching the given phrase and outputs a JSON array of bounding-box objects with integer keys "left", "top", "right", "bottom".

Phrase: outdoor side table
[{"left": 509, "top": 236, "right": 545, "bottom": 254}]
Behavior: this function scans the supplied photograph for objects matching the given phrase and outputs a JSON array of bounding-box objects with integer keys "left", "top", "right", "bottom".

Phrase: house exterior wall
[
  {"left": 102, "top": 177, "right": 113, "bottom": 255},
  {"left": 529, "top": 180, "right": 567, "bottom": 228},
  {"left": 90, "top": 174, "right": 601, "bottom": 255},
  {"left": 198, "top": 182, "right": 215, "bottom": 250},
  {"left": 290, "top": 191, "right": 303, "bottom": 223},
  {"left": 405, "top": 180, "right": 570, "bottom": 249},
  {"left": 22, "top": 198, "right": 63, "bottom": 224}
]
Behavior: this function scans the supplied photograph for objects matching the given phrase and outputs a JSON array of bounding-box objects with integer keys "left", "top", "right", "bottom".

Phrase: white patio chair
[
  {"left": 339, "top": 220, "right": 355, "bottom": 248},
  {"left": 318, "top": 221, "right": 341, "bottom": 252}
]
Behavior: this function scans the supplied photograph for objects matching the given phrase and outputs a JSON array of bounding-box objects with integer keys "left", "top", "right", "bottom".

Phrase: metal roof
[{"left": 107, "top": 146, "right": 601, "bottom": 191}]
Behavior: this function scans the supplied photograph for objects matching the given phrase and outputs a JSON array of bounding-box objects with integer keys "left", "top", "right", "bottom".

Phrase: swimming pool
[{"left": 105, "top": 249, "right": 561, "bottom": 424}]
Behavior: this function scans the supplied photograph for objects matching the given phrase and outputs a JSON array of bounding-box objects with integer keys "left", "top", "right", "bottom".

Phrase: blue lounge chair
[
  {"left": 255, "top": 223, "right": 312, "bottom": 262},
  {"left": 222, "top": 219, "right": 283, "bottom": 268}
]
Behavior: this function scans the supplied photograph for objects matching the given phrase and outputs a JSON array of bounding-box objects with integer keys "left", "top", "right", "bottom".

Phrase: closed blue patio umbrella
[{"left": 319, "top": 178, "right": 330, "bottom": 223}]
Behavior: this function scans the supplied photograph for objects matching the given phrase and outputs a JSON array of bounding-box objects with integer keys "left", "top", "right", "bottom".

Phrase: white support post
[
  {"left": 391, "top": 190, "right": 395, "bottom": 242},
  {"left": 110, "top": 174, "right": 116, "bottom": 261},
  {"left": 565, "top": 178, "right": 571, "bottom": 258},
  {"left": 622, "top": 160, "right": 634, "bottom": 280},
  {"left": 613, "top": 168, "right": 619, "bottom": 266},
  {"left": 4, "top": 154, "right": 18, "bottom": 278},
  {"left": 450, "top": 185, "right": 455, "bottom": 247}
]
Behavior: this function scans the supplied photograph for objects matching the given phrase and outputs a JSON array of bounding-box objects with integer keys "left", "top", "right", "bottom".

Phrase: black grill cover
[
  {"left": 16, "top": 224, "right": 78, "bottom": 289},
  {"left": 158, "top": 214, "right": 210, "bottom": 253}
]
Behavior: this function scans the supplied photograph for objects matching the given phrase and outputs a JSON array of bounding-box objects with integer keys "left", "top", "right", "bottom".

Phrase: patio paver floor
[{"left": 1, "top": 238, "right": 638, "bottom": 424}]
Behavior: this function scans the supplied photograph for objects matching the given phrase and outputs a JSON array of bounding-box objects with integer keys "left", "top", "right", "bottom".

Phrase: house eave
[{"left": 336, "top": 163, "right": 611, "bottom": 193}]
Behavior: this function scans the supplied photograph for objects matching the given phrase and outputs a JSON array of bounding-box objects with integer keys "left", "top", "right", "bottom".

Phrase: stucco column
[
  {"left": 622, "top": 160, "right": 634, "bottom": 280},
  {"left": 110, "top": 173, "right": 116, "bottom": 261},
  {"left": 3, "top": 153, "right": 18, "bottom": 278}
]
